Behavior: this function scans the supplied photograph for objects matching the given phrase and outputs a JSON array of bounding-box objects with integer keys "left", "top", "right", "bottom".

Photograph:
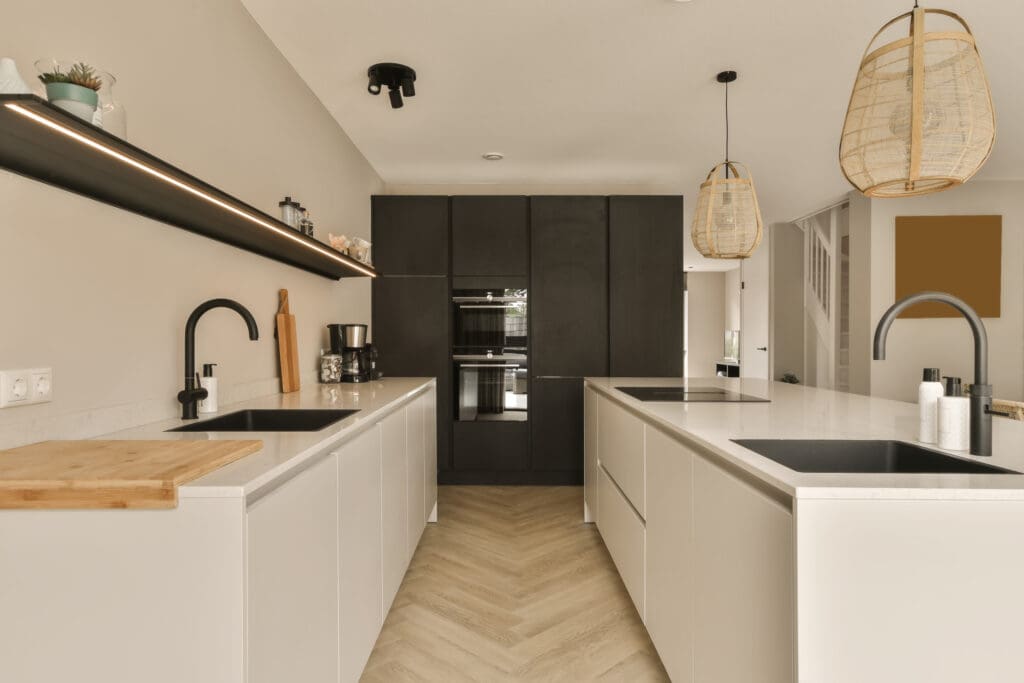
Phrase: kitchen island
[
  {"left": 585, "top": 377, "right": 1024, "bottom": 683},
  {"left": 0, "top": 377, "right": 437, "bottom": 683}
]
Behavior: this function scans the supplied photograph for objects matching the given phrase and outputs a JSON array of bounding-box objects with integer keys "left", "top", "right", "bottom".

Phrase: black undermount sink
[
  {"left": 167, "top": 409, "right": 359, "bottom": 433},
  {"left": 731, "top": 439, "right": 1019, "bottom": 475}
]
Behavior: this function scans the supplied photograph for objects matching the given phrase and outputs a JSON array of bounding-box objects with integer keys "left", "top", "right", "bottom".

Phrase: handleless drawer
[
  {"left": 597, "top": 465, "right": 646, "bottom": 619},
  {"left": 597, "top": 395, "right": 645, "bottom": 518}
]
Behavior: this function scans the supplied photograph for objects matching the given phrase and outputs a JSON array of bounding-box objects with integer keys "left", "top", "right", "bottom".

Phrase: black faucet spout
[
  {"left": 180, "top": 298, "right": 260, "bottom": 420},
  {"left": 873, "top": 291, "right": 991, "bottom": 456}
]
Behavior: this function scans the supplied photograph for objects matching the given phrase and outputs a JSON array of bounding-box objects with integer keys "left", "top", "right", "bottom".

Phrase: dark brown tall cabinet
[
  {"left": 530, "top": 197, "right": 609, "bottom": 480},
  {"left": 372, "top": 194, "right": 682, "bottom": 486},
  {"left": 371, "top": 196, "right": 452, "bottom": 472},
  {"left": 609, "top": 196, "right": 685, "bottom": 376}
]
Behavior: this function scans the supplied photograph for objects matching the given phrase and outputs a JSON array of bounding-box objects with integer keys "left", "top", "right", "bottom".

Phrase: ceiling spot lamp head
[{"left": 367, "top": 63, "right": 417, "bottom": 109}]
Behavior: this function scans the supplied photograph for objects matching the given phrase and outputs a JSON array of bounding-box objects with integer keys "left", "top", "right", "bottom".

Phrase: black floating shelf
[{"left": 0, "top": 95, "right": 377, "bottom": 280}]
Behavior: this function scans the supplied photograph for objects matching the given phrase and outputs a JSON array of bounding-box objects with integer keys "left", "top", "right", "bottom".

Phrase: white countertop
[
  {"left": 102, "top": 378, "right": 434, "bottom": 499},
  {"left": 585, "top": 377, "right": 1024, "bottom": 501}
]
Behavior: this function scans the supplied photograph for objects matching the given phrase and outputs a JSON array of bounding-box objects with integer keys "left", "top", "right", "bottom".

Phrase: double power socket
[{"left": 0, "top": 368, "right": 53, "bottom": 408}]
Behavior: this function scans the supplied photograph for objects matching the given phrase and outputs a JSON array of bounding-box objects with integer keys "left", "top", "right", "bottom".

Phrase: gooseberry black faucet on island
[
  {"left": 873, "top": 291, "right": 992, "bottom": 457},
  {"left": 178, "top": 299, "right": 260, "bottom": 420}
]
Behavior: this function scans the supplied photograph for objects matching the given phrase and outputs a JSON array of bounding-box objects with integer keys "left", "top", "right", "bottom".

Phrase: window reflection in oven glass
[{"left": 457, "top": 363, "right": 528, "bottom": 422}]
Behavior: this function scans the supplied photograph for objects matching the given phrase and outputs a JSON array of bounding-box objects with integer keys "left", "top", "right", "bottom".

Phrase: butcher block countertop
[{"left": 0, "top": 440, "right": 263, "bottom": 509}]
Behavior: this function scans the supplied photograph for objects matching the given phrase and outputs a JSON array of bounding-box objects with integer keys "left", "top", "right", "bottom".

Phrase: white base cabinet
[
  {"left": 586, "top": 388, "right": 795, "bottom": 683},
  {"left": 339, "top": 427, "right": 385, "bottom": 683},
  {"left": 246, "top": 385, "right": 437, "bottom": 683},
  {"left": 248, "top": 454, "right": 340, "bottom": 683},
  {"left": 0, "top": 383, "right": 438, "bottom": 683},
  {"left": 583, "top": 387, "right": 599, "bottom": 523},
  {"left": 644, "top": 425, "right": 693, "bottom": 683},
  {"left": 596, "top": 465, "right": 646, "bottom": 618},
  {"left": 381, "top": 408, "right": 409, "bottom": 613}
]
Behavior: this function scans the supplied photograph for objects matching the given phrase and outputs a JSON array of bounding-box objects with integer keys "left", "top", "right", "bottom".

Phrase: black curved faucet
[
  {"left": 178, "top": 299, "right": 259, "bottom": 419},
  {"left": 873, "top": 291, "right": 991, "bottom": 456}
]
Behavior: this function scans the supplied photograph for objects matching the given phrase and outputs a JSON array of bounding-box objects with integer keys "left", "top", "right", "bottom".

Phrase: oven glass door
[
  {"left": 455, "top": 360, "right": 528, "bottom": 422},
  {"left": 452, "top": 289, "right": 527, "bottom": 355}
]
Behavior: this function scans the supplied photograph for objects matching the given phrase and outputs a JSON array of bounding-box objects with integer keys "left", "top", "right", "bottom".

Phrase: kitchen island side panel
[
  {"left": 0, "top": 498, "right": 245, "bottom": 683},
  {"left": 796, "top": 497, "right": 1024, "bottom": 683}
]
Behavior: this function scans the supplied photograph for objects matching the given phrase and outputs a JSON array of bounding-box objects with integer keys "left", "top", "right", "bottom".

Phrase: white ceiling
[{"left": 242, "top": 0, "right": 1023, "bottom": 270}]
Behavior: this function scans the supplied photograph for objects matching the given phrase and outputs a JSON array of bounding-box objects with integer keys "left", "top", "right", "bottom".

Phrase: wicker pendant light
[
  {"left": 839, "top": 4, "right": 995, "bottom": 197},
  {"left": 691, "top": 71, "right": 763, "bottom": 260}
]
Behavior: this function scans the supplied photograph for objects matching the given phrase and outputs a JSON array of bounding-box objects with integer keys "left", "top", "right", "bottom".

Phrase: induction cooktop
[{"left": 615, "top": 386, "right": 770, "bottom": 403}]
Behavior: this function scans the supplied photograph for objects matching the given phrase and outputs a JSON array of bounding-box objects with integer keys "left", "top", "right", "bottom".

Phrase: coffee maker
[{"left": 327, "top": 324, "right": 370, "bottom": 383}]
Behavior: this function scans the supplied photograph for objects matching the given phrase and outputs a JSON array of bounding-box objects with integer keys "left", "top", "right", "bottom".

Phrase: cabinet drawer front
[
  {"left": 597, "top": 395, "right": 645, "bottom": 518},
  {"left": 597, "top": 465, "right": 646, "bottom": 619}
]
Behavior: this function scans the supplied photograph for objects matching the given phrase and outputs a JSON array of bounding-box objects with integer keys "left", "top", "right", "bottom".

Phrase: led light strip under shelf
[{"left": 4, "top": 102, "right": 376, "bottom": 279}]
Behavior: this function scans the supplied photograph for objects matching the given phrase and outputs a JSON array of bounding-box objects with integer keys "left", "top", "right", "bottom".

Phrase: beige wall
[
  {"left": 864, "top": 180, "right": 1024, "bottom": 403},
  {"left": 847, "top": 192, "right": 872, "bottom": 396},
  {"left": 685, "top": 272, "right": 725, "bottom": 378},
  {"left": 724, "top": 267, "right": 741, "bottom": 331},
  {"left": 771, "top": 222, "right": 804, "bottom": 381},
  {"left": 0, "top": 0, "right": 382, "bottom": 448}
]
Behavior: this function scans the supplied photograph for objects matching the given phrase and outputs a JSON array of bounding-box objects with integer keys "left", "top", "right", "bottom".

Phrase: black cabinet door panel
[
  {"left": 530, "top": 197, "right": 609, "bottom": 377},
  {"left": 453, "top": 422, "right": 529, "bottom": 472},
  {"left": 372, "top": 276, "right": 451, "bottom": 469},
  {"left": 451, "top": 196, "right": 529, "bottom": 277},
  {"left": 371, "top": 196, "right": 449, "bottom": 276},
  {"left": 609, "top": 196, "right": 684, "bottom": 377},
  {"left": 530, "top": 378, "right": 583, "bottom": 472}
]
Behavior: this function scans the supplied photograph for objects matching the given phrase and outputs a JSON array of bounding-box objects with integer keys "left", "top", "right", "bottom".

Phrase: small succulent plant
[
  {"left": 38, "top": 66, "right": 70, "bottom": 85},
  {"left": 67, "top": 62, "right": 102, "bottom": 90},
  {"left": 38, "top": 62, "right": 102, "bottom": 90}
]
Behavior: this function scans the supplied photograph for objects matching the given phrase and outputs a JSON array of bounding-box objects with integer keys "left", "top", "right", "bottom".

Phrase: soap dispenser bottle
[
  {"left": 918, "top": 368, "right": 944, "bottom": 444},
  {"left": 937, "top": 376, "right": 970, "bottom": 451},
  {"left": 198, "top": 363, "right": 218, "bottom": 414}
]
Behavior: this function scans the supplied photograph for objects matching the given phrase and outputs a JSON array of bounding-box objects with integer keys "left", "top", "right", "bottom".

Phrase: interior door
[{"left": 741, "top": 242, "right": 771, "bottom": 379}]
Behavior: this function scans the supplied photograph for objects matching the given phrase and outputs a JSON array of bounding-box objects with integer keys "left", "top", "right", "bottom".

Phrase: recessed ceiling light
[{"left": 482, "top": 152, "right": 504, "bottom": 161}]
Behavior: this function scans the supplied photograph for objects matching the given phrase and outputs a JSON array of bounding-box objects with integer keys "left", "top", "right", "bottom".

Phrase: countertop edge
[{"left": 584, "top": 378, "right": 1024, "bottom": 502}]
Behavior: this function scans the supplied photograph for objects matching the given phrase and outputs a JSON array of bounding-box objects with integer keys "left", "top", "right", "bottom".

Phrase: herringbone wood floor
[{"left": 361, "top": 486, "right": 669, "bottom": 682}]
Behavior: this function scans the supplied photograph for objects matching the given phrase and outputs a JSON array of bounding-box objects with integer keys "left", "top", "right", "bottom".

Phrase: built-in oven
[
  {"left": 452, "top": 289, "right": 527, "bottom": 356},
  {"left": 452, "top": 289, "right": 528, "bottom": 422}
]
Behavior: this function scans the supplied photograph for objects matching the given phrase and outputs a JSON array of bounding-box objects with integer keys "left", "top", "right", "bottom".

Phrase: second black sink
[
  {"left": 732, "top": 439, "right": 1019, "bottom": 475},
  {"left": 168, "top": 409, "right": 359, "bottom": 433}
]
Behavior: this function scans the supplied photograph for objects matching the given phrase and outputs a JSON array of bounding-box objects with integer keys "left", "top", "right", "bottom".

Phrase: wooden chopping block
[
  {"left": 276, "top": 289, "right": 301, "bottom": 393},
  {"left": 0, "top": 440, "right": 263, "bottom": 509}
]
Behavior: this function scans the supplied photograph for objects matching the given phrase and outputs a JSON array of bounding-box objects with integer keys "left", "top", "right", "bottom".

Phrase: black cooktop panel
[{"left": 615, "top": 386, "right": 770, "bottom": 403}]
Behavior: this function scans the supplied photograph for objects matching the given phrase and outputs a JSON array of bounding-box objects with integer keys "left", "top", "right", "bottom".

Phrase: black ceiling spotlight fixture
[{"left": 367, "top": 63, "right": 417, "bottom": 109}]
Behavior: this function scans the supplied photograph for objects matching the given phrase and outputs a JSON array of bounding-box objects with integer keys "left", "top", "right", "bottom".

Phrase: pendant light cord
[{"left": 724, "top": 76, "right": 730, "bottom": 178}]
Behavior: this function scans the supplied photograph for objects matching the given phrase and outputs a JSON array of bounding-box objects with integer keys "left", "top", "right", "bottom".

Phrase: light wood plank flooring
[{"left": 361, "top": 486, "right": 669, "bottom": 682}]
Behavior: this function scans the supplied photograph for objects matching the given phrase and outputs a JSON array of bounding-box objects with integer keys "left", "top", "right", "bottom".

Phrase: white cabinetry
[
  {"left": 407, "top": 394, "right": 426, "bottom": 559},
  {"left": 339, "top": 427, "right": 384, "bottom": 683},
  {"left": 692, "top": 456, "right": 794, "bottom": 683},
  {"left": 597, "top": 465, "right": 646, "bottom": 618},
  {"left": 423, "top": 389, "right": 438, "bottom": 522},
  {"left": 381, "top": 408, "right": 409, "bottom": 613},
  {"left": 586, "top": 386, "right": 795, "bottom": 683},
  {"left": 597, "top": 394, "right": 645, "bottom": 517},
  {"left": 584, "top": 386, "right": 598, "bottom": 523},
  {"left": 247, "top": 455, "right": 340, "bottom": 683},
  {"left": 644, "top": 425, "right": 694, "bottom": 683},
  {"left": 247, "top": 385, "right": 439, "bottom": 683}
]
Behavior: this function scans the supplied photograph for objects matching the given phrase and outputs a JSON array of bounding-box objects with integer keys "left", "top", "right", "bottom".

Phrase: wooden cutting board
[
  {"left": 276, "top": 289, "right": 300, "bottom": 393},
  {"left": 0, "top": 440, "right": 262, "bottom": 510}
]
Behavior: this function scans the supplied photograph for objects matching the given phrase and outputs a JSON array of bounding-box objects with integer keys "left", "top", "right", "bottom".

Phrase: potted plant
[{"left": 36, "top": 61, "right": 102, "bottom": 121}]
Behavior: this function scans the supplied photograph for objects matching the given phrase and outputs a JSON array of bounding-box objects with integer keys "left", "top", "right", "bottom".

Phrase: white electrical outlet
[{"left": 0, "top": 368, "right": 53, "bottom": 408}]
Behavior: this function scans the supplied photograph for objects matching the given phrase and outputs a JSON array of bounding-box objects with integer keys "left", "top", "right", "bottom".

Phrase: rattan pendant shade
[
  {"left": 839, "top": 7, "right": 995, "bottom": 198},
  {"left": 691, "top": 71, "right": 763, "bottom": 260},
  {"left": 691, "top": 162, "right": 763, "bottom": 259}
]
